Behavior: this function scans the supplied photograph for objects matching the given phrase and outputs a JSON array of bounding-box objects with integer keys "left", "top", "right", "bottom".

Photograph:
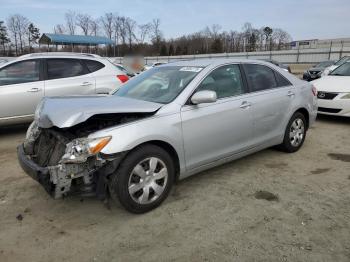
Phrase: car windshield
[
  {"left": 114, "top": 66, "right": 202, "bottom": 104},
  {"left": 315, "top": 61, "right": 334, "bottom": 68},
  {"left": 329, "top": 62, "right": 350, "bottom": 76},
  {"left": 334, "top": 56, "right": 350, "bottom": 66}
]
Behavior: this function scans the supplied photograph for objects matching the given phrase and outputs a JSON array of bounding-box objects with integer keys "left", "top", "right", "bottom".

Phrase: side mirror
[{"left": 191, "top": 90, "right": 217, "bottom": 105}]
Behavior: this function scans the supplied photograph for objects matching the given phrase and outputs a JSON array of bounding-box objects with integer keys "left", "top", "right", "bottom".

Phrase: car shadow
[
  {"left": 0, "top": 123, "right": 30, "bottom": 136},
  {"left": 316, "top": 114, "right": 350, "bottom": 124}
]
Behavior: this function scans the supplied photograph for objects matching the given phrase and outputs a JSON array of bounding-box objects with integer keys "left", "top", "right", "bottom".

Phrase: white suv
[{"left": 0, "top": 53, "right": 129, "bottom": 126}]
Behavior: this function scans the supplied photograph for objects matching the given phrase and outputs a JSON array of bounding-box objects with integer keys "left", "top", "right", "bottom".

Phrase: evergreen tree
[
  {"left": 211, "top": 38, "right": 223, "bottom": 53},
  {"left": 160, "top": 43, "right": 167, "bottom": 56},
  {"left": 168, "top": 44, "right": 174, "bottom": 56},
  {"left": 0, "top": 21, "right": 10, "bottom": 55},
  {"left": 28, "top": 23, "right": 40, "bottom": 52}
]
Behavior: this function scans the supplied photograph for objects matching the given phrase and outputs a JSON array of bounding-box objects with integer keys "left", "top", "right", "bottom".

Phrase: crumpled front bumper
[
  {"left": 17, "top": 144, "right": 54, "bottom": 195},
  {"left": 17, "top": 144, "right": 99, "bottom": 199}
]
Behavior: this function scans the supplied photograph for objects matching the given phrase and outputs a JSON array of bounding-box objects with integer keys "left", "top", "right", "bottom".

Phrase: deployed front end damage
[
  {"left": 18, "top": 121, "right": 121, "bottom": 199},
  {"left": 17, "top": 96, "right": 162, "bottom": 199}
]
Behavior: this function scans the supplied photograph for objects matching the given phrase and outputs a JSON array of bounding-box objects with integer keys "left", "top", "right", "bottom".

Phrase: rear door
[
  {"left": 44, "top": 58, "right": 96, "bottom": 96},
  {"left": 0, "top": 59, "right": 44, "bottom": 119},
  {"left": 242, "top": 63, "right": 294, "bottom": 145},
  {"left": 181, "top": 64, "right": 254, "bottom": 170}
]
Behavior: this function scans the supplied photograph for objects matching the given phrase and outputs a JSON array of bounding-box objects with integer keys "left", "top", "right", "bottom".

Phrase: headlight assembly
[{"left": 61, "top": 136, "right": 112, "bottom": 163}]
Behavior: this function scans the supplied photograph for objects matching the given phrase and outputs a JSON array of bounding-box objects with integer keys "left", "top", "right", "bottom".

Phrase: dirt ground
[{"left": 0, "top": 115, "right": 349, "bottom": 262}]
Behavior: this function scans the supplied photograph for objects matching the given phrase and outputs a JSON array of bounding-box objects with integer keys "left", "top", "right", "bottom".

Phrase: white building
[{"left": 291, "top": 37, "right": 350, "bottom": 49}]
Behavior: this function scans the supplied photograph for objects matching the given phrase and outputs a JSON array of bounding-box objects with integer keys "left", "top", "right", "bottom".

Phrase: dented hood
[{"left": 37, "top": 95, "right": 163, "bottom": 128}]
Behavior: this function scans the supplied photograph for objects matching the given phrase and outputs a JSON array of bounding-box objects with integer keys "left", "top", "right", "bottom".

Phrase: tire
[
  {"left": 278, "top": 112, "right": 307, "bottom": 153},
  {"left": 108, "top": 144, "right": 175, "bottom": 214}
]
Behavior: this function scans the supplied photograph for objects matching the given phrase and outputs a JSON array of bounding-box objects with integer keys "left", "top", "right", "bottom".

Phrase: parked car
[
  {"left": 113, "top": 63, "right": 136, "bottom": 78},
  {"left": 144, "top": 62, "right": 167, "bottom": 71},
  {"left": 313, "top": 61, "right": 350, "bottom": 117},
  {"left": 18, "top": 59, "right": 317, "bottom": 213},
  {"left": 321, "top": 56, "right": 350, "bottom": 76},
  {"left": 303, "top": 60, "right": 335, "bottom": 81},
  {"left": 261, "top": 59, "right": 291, "bottom": 73},
  {"left": 0, "top": 59, "right": 8, "bottom": 65},
  {"left": 0, "top": 52, "right": 129, "bottom": 126}
]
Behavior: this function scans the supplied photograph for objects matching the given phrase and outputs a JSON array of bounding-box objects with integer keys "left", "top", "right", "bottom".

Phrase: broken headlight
[{"left": 61, "top": 136, "right": 112, "bottom": 164}]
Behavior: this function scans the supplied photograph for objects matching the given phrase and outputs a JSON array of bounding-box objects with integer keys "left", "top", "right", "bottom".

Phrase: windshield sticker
[{"left": 179, "top": 67, "right": 203, "bottom": 73}]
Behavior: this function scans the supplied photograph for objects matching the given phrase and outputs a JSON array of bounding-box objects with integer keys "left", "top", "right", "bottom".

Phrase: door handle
[
  {"left": 81, "top": 82, "right": 93, "bottom": 86},
  {"left": 287, "top": 91, "right": 295, "bottom": 97},
  {"left": 27, "top": 87, "right": 41, "bottom": 93},
  {"left": 240, "top": 101, "right": 251, "bottom": 109}
]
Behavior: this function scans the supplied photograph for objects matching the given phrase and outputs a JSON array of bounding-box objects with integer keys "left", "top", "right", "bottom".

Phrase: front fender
[{"left": 89, "top": 113, "right": 186, "bottom": 173}]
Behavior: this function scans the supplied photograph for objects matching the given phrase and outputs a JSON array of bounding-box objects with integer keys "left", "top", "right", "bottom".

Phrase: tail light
[
  {"left": 311, "top": 85, "right": 317, "bottom": 96},
  {"left": 117, "top": 75, "right": 129, "bottom": 83}
]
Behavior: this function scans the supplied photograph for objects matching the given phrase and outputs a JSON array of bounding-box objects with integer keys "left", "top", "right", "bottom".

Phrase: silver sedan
[{"left": 18, "top": 59, "right": 318, "bottom": 213}]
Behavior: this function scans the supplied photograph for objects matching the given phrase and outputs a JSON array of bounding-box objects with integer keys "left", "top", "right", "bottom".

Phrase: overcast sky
[{"left": 1, "top": 0, "right": 349, "bottom": 40}]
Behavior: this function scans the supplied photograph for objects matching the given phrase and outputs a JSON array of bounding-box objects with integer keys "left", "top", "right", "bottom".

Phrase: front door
[
  {"left": 0, "top": 59, "right": 44, "bottom": 119},
  {"left": 181, "top": 64, "right": 254, "bottom": 170}
]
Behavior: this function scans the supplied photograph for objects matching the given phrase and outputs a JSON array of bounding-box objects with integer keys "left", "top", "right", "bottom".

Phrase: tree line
[{"left": 0, "top": 11, "right": 292, "bottom": 57}]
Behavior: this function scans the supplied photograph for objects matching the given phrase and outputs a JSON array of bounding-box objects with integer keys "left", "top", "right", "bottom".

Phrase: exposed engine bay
[{"left": 20, "top": 113, "right": 153, "bottom": 199}]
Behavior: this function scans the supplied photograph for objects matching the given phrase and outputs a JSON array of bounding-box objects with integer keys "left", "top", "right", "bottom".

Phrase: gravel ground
[{"left": 0, "top": 115, "right": 349, "bottom": 262}]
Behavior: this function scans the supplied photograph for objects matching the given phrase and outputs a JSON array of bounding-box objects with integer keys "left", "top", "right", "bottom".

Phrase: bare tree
[
  {"left": 111, "top": 14, "right": 122, "bottom": 56},
  {"left": 138, "top": 23, "right": 151, "bottom": 44},
  {"left": 272, "top": 28, "right": 292, "bottom": 50},
  {"left": 100, "top": 12, "right": 114, "bottom": 39},
  {"left": 150, "top": 18, "right": 163, "bottom": 53},
  {"left": 90, "top": 19, "right": 99, "bottom": 36},
  {"left": 125, "top": 17, "right": 136, "bottom": 50},
  {"left": 76, "top": 13, "right": 91, "bottom": 35},
  {"left": 211, "top": 24, "right": 222, "bottom": 39},
  {"left": 7, "top": 14, "right": 29, "bottom": 55},
  {"left": 54, "top": 24, "right": 65, "bottom": 34},
  {"left": 6, "top": 16, "right": 18, "bottom": 55},
  {"left": 65, "top": 11, "right": 76, "bottom": 35}
]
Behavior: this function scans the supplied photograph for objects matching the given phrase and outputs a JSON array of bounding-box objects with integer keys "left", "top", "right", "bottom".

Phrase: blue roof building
[{"left": 39, "top": 33, "right": 114, "bottom": 46}]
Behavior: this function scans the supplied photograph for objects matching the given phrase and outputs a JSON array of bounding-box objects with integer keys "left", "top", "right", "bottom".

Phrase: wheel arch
[
  {"left": 115, "top": 140, "right": 181, "bottom": 182},
  {"left": 293, "top": 107, "right": 310, "bottom": 129}
]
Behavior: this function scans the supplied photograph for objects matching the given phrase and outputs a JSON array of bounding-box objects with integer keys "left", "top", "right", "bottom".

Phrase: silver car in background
[
  {"left": 0, "top": 53, "right": 128, "bottom": 126},
  {"left": 18, "top": 59, "right": 318, "bottom": 213}
]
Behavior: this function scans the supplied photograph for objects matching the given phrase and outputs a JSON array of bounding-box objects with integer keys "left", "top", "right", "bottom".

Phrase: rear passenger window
[
  {"left": 274, "top": 71, "right": 292, "bottom": 87},
  {"left": 197, "top": 64, "right": 244, "bottom": 99},
  {"left": 85, "top": 60, "right": 105, "bottom": 72},
  {"left": 47, "top": 59, "right": 86, "bottom": 80},
  {"left": 243, "top": 64, "right": 277, "bottom": 92}
]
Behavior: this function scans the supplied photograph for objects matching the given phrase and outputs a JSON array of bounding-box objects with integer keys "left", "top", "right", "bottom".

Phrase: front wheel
[
  {"left": 278, "top": 112, "right": 307, "bottom": 153},
  {"left": 108, "top": 144, "right": 175, "bottom": 213}
]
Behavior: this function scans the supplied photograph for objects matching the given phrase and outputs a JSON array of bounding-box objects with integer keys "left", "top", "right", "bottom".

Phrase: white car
[
  {"left": 144, "top": 62, "right": 167, "bottom": 71},
  {"left": 0, "top": 52, "right": 129, "bottom": 126},
  {"left": 0, "top": 59, "right": 8, "bottom": 65},
  {"left": 313, "top": 61, "right": 350, "bottom": 117},
  {"left": 322, "top": 56, "right": 350, "bottom": 76}
]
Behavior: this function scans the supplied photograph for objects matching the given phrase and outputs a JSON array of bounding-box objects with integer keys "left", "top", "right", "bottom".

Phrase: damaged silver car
[{"left": 18, "top": 59, "right": 317, "bottom": 213}]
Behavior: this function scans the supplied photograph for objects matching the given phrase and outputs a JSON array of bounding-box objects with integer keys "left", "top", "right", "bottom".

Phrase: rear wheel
[
  {"left": 108, "top": 144, "right": 174, "bottom": 213},
  {"left": 278, "top": 112, "right": 307, "bottom": 153}
]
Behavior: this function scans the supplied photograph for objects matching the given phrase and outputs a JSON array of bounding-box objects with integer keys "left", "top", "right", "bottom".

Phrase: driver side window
[{"left": 197, "top": 64, "right": 244, "bottom": 99}]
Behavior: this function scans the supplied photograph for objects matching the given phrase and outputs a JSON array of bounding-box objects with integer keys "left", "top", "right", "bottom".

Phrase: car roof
[
  {"left": 15, "top": 52, "right": 103, "bottom": 61},
  {"left": 163, "top": 58, "right": 275, "bottom": 68}
]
